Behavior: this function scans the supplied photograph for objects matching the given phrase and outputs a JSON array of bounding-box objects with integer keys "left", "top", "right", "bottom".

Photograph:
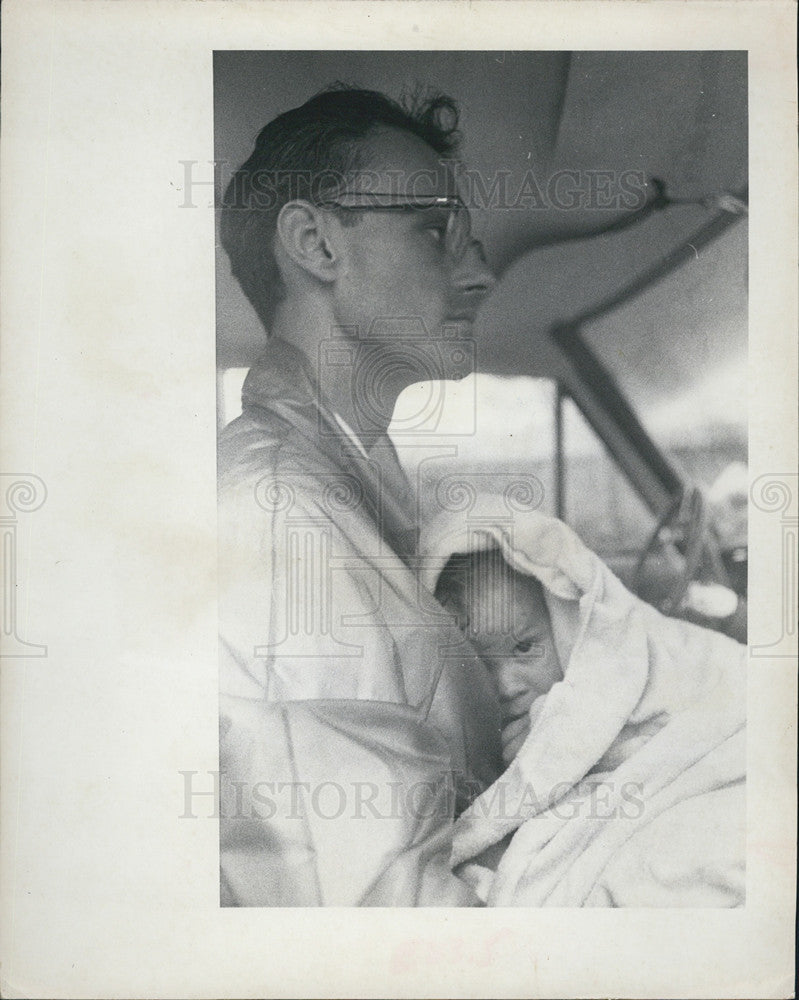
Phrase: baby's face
[{"left": 463, "top": 569, "right": 563, "bottom": 722}]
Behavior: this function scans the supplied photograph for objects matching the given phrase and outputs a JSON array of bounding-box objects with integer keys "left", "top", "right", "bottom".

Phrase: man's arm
[{"left": 219, "top": 693, "right": 481, "bottom": 906}]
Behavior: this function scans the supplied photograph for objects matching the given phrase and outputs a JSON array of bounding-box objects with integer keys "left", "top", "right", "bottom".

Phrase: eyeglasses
[{"left": 317, "top": 192, "right": 472, "bottom": 262}]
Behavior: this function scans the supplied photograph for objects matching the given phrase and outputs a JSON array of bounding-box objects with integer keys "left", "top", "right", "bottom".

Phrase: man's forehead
[{"left": 349, "top": 125, "right": 459, "bottom": 197}]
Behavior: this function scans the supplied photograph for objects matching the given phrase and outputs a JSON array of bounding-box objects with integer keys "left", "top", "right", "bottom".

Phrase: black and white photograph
[
  {"left": 0, "top": 2, "right": 795, "bottom": 997},
  {"left": 215, "top": 50, "right": 749, "bottom": 908}
]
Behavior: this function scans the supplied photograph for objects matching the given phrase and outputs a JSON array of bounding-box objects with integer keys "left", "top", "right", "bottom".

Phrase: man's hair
[{"left": 219, "top": 85, "right": 461, "bottom": 334}]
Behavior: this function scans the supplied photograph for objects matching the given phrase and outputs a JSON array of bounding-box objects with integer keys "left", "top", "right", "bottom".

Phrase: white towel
[{"left": 420, "top": 505, "right": 746, "bottom": 906}]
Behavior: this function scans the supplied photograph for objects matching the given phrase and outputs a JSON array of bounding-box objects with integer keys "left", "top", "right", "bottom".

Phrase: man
[{"left": 217, "top": 87, "right": 502, "bottom": 905}]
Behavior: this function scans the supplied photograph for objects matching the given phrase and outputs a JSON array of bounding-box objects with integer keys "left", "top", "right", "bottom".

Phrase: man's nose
[{"left": 451, "top": 239, "right": 496, "bottom": 306}]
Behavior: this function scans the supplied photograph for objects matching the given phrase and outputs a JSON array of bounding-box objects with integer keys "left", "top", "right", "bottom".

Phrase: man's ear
[{"left": 275, "top": 200, "right": 338, "bottom": 284}]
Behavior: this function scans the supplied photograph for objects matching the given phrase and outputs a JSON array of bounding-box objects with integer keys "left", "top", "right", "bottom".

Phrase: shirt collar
[
  {"left": 241, "top": 337, "right": 320, "bottom": 413},
  {"left": 332, "top": 412, "right": 370, "bottom": 460}
]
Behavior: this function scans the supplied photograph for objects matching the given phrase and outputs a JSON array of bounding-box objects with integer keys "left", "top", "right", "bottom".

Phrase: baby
[{"left": 434, "top": 546, "right": 563, "bottom": 765}]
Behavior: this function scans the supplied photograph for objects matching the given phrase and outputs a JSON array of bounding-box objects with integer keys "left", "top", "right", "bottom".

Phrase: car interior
[{"left": 215, "top": 50, "right": 748, "bottom": 641}]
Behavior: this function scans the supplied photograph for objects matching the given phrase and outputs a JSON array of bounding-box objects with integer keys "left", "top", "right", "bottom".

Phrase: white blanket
[{"left": 420, "top": 507, "right": 746, "bottom": 906}]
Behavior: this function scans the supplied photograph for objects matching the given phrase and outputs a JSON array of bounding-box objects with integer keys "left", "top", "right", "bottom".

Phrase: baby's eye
[{"left": 513, "top": 639, "right": 534, "bottom": 654}]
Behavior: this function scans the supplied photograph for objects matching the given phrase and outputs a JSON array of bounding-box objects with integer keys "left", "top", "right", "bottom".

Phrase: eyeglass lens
[{"left": 446, "top": 203, "right": 471, "bottom": 260}]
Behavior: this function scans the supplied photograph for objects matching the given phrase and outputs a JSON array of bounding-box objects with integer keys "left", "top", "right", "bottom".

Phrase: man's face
[{"left": 330, "top": 127, "right": 495, "bottom": 367}]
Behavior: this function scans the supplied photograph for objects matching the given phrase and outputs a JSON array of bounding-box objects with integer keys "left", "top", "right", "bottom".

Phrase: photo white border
[{"left": 1, "top": 2, "right": 796, "bottom": 998}]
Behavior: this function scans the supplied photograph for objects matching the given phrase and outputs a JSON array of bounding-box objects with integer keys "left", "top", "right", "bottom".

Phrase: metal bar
[
  {"left": 568, "top": 198, "right": 747, "bottom": 329},
  {"left": 555, "top": 384, "right": 566, "bottom": 520},
  {"left": 553, "top": 322, "right": 684, "bottom": 500}
]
